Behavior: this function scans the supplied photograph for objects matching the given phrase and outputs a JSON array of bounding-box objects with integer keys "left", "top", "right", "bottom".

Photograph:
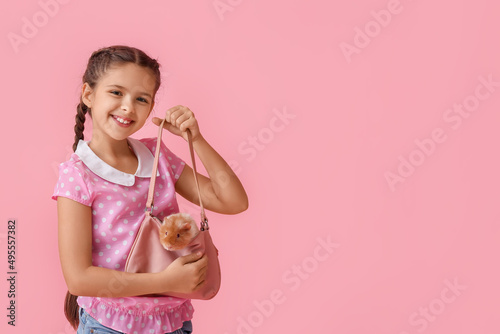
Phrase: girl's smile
[{"left": 111, "top": 114, "right": 133, "bottom": 127}]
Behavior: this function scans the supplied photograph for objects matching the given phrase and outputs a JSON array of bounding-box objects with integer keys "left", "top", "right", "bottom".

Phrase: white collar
[{"left": 75, "top": 137, "right": 159, "bottom": 186}]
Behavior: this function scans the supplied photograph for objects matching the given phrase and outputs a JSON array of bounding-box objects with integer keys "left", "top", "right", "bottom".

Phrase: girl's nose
[{"left": 121, "top": 98, "right": 135, "bottom": 113}]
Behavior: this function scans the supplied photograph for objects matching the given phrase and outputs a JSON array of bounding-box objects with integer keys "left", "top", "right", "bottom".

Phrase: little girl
[{"left": 52, "top": 45, "right": 248, "bottom": 334}]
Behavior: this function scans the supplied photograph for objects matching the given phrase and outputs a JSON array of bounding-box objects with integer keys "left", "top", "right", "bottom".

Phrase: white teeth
[{"left": 115, "top": 116, "right": 131, "bottom": 124}]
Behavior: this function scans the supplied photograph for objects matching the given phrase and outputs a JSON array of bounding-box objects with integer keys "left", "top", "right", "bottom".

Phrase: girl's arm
[
  {"left": 153, "top": 105, "right": 249, "bottom": 214},
  {"left": 175, "top": 134, "right": 249, "bottom": 215},
  {"left": 57, "top": 197, "right": 207, "bottom": 297}
]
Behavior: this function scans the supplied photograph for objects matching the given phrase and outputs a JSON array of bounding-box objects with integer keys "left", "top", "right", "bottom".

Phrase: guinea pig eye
[
  {"left": 177, "top": 233, "right": 180, "bottom": 238},
  {"left": 164, "top": 232, "right": 168, "bottom": 236}
]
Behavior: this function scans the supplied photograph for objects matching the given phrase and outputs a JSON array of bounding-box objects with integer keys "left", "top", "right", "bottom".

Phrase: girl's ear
[{"left": 81, "top": 82, "right": 94, "bottom": 108}]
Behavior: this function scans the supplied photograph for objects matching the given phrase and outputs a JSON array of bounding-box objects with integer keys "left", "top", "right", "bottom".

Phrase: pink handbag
[{"left": 124, "top": 118, "right": 221, "bottom": 300}]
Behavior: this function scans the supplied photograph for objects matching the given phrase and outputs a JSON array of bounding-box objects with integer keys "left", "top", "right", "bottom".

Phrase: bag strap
[{"left": 145, "top": 118, "right": 209, "bottom": 230}]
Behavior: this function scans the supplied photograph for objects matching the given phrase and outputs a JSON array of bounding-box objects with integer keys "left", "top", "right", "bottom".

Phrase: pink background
[{"left": 1, "top": 0, "right": 499, "bottom": 333}]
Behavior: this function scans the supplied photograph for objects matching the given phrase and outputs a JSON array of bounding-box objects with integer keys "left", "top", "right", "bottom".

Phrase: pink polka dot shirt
[{"left": 52, "top": 137, "right": 193, "bottom": 333}]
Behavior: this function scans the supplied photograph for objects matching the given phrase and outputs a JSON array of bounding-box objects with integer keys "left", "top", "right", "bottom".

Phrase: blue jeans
[{"left": 77, "top": 307, "right": 193, "bottom": 334}]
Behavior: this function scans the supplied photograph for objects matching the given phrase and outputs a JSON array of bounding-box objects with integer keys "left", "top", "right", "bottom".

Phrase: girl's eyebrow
[{"left": 106, "top": 84, "right": 153, "bottom": 98}]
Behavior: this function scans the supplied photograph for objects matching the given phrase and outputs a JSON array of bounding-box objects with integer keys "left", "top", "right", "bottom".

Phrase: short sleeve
[
  {"left": 159, "top": 140, "right": 186, "bottom": 183},
  {"left": 51, "top": 161, "right": 93, "bottom": 206}
]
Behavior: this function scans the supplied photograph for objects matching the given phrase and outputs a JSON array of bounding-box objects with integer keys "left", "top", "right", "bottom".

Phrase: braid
[
  {"left": 72, "top": 101, "right": 89, "bottom": 152},
  {"left": 64, "top": 45, "right": 162, "bottom": 329}
]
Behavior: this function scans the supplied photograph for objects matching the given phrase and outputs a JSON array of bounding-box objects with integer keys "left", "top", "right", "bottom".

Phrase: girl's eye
[{"left": 110, "top": 90, "right": 148, "bottom": 103}]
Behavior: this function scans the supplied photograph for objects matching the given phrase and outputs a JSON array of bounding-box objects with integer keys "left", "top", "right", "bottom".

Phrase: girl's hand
[
  {"left": 159, "top": 252, "right": 208, "bottom": 294},
  {"left": 152, "top": 105, "right": 203, "bottom": 143}
]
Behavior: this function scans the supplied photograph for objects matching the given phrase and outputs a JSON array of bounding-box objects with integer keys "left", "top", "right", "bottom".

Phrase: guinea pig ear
[{"left": 181, "top": 223, "right": 191, "bottom": 231}]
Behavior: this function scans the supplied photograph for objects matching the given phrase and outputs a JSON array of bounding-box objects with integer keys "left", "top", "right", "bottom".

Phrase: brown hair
[
  {"left": 72, "top": 45, "right": 162, "bottom": 152},
  {"left": 66, "top": 45, "right": 162, "bottom": 329}
]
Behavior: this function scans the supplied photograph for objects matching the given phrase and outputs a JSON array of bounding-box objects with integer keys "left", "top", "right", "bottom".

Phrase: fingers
[
  {"left": 177, "top": 252, "right": 207, "bottom": 293},
  {"left": 194, "top": 259, "right": 208, "bottom": 290},
  {"left": 164, "top": 105, "right": 183, "bottom": 121},
  {"left": 172, "top": 113, "right": 192, "bottom": 131},
  {"left": 164, "top": 105, "right": 184, "bottom": 124},
  {"left": 196, "top": 255, "right": 208, "bottom": 273},
  {"left": 167, "top": 108, "right": 194, "bottom": 130},
  {"left": 152, "top": 105, "right": 200, "bottom": 141},
  {"left": 181, "top": 253, "right": 207, "bottom": 292},
  {"left": 167, "top": 106, "right": 195, "bottom": 124},
  {"left": 188, "top": 253, "right": 208, "bottom": 277},
  {"left": 152, "top": 105, "right": 188, "bottom": 126},
  {"left": 193, "top": 278, "right": 206, "bottom": 291},
  {"left": 151, "top": 117, "right": 162, "bottom": 125},
  {"left": 151, "top": 117, "right": 169, "bottom": 129},
  {"left": 180, "top": 251, "right": 204, "bottom": 265}
]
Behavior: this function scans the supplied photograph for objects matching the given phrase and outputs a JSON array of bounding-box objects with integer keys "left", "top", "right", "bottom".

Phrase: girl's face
[{"left": 82, "top": 62, "right": 157, "bottom": 143}]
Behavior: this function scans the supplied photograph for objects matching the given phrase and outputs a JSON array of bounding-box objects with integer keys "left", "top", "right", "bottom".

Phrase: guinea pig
[{"left": 159, "top": 213, "right": 199, "bottom": 250}]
